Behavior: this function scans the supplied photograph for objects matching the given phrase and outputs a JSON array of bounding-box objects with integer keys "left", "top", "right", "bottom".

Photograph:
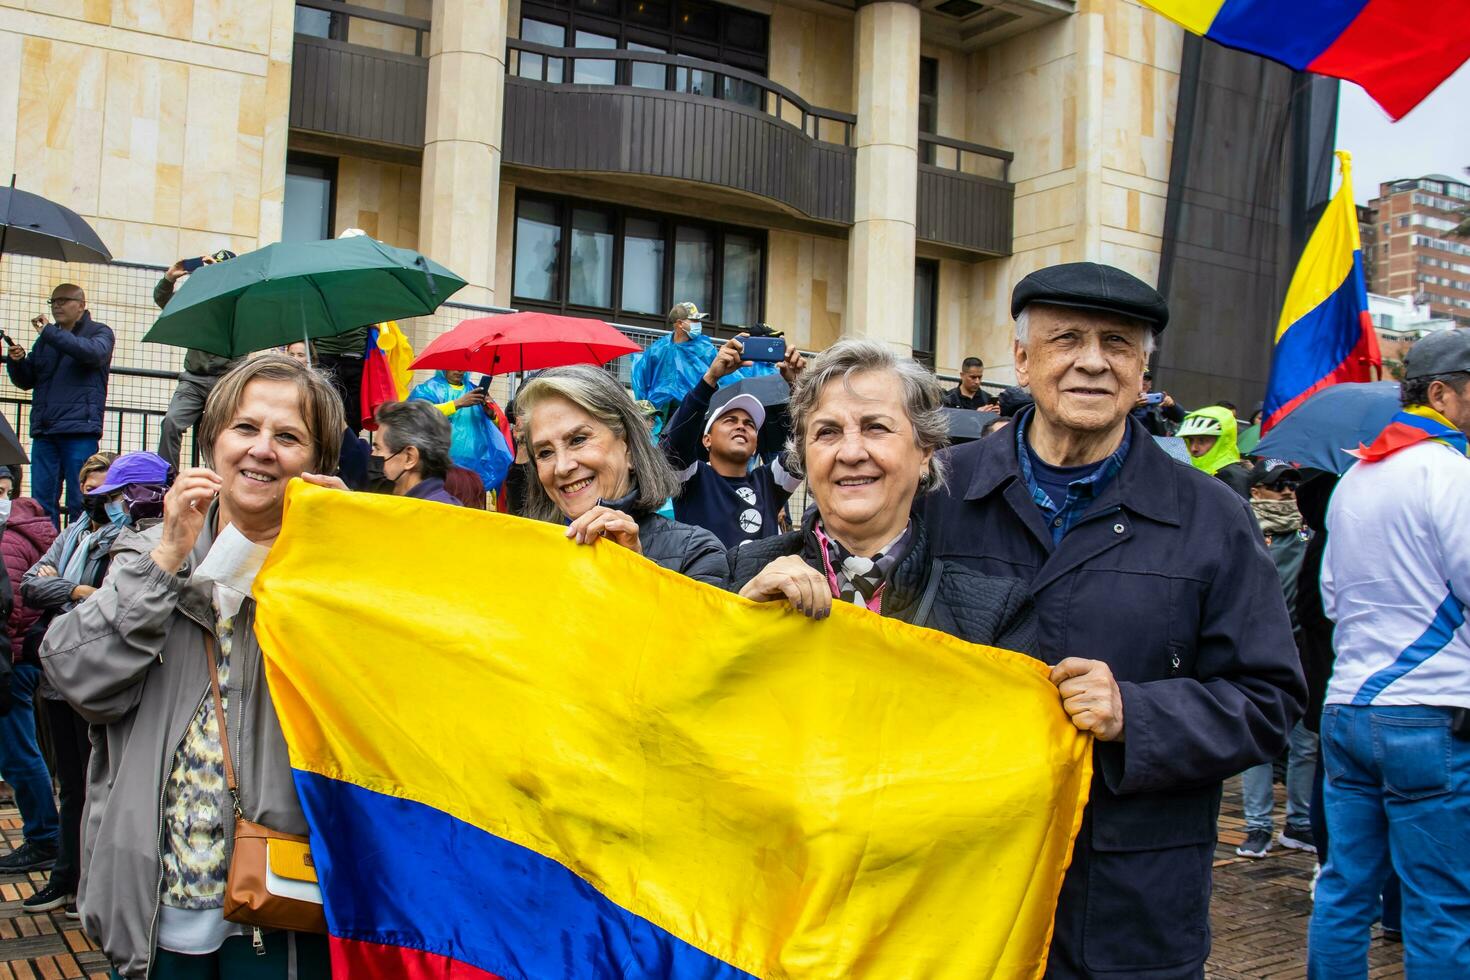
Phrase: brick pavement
[{"left": 0, "top": 777, "right": 1405, "bottom": 979}]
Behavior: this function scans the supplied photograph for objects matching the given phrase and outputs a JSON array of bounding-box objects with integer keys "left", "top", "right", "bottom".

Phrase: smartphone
[
  {"left": 476, "top": 376, "right": 492, "bottom": 394},
  {"left": 741, "top": 336, "right": 786, "bottom": 363},
  {"left": 1142, "top": 391, "right": 1165, "bottom": 406},
  {"left": 180, "top": 255, "right": 208, "bottom": 273}
]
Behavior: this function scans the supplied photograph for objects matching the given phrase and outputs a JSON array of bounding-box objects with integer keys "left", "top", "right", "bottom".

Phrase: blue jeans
[
  {"left": 31, "top": 434, "right": 100, "bottom": 527},
  {"left": 0, "top": 664, "right": 60, "bottom": 848},
  {"left": 1308, "top": 704, "right": 1470, "bottom": 979},
  {"left": 1242, "top": 720, "right": 1318, "bottom": 832}
]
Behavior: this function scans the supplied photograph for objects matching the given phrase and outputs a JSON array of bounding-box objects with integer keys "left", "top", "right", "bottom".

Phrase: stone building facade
[{"left": 1, "top": 0, "right": 1186, "bottom": 409}]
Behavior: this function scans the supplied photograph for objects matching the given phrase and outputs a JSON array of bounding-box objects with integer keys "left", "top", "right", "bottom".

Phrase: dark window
[
  {"left": 294, "top": 1, "right": 345, "bottom": 40},
  {"left": 514, "top": 198, "right": 563, "bottom": 301},
  {"left": 519, "top": 18, "right": 567, "bottom": 82},
  {"left": 572, "top": 29, "right": 618, "bottom": 84},
  {"left": 521, "top": 0, "right": 768, "bottom": 90},
  {"left": 282, "top": 154, "right": 336, "bottom": 243},
  {"left": 621, "top": 216, "right": 666, "bottom": 314},
  {"left": 918, "top": 57, "right": 939, "bottom": 166},
  {"left": 678, "top": 0, "right": 720, "bottom": 42},
  {"left": 628, "top": 0, "right": 670, "bottom": 29},
  {"left": 913, "top": 260, "right": 938, "bottom": 363},
  {"left": 513, "top": 191, "right": 764, "bottom": 328}
]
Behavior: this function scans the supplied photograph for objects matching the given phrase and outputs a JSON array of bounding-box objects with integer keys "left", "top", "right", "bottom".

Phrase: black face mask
[
  {"left": 84, "top": 497, "right": 110, "bottom": 525},
  {"left": 364, "top": 455, "right": 397, "bottom": 495}
]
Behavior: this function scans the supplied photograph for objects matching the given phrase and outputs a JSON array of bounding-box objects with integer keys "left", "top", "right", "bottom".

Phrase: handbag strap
[
  {"left": 204, "top": 632, "right": 243, "bottom": 815},
  {"left": 912, "top": 560, "right": 944, "bottom": 629}
]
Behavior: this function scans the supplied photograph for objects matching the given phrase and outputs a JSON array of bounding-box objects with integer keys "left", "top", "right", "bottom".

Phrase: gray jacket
[{"left": 40, "top": 511, "right": 305, "bottom": 979}]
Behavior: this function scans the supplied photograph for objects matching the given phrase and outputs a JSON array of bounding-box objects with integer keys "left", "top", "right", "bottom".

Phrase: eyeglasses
[{"left": 46, "top": 298, "right": 80, "bottom": 308}]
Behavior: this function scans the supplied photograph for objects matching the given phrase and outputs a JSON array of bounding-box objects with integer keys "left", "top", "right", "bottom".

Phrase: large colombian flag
[
  {"left": 253, "top": 483, "right": 1094, "bottom": 979},
  {"left": 1139, "top": 0, "right": 1469, "bottom": 120},
  {"left": 1260, "top": 151, "right": 1381, "bottom": 434}
]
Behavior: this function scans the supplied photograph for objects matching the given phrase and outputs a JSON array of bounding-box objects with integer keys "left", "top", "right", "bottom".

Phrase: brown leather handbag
[{"left": 205, "top": 635, "right": 327, "bottom": 935}]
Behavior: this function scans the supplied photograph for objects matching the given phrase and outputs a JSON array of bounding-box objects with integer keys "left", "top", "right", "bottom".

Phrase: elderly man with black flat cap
[{"left": 923, "top": 262, "right": 1306, "bottom": 979}]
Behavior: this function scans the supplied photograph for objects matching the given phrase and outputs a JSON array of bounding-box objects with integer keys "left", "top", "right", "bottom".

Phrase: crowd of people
[{"left": 0, "top": 254, "right": 1464, "bottom": 980}]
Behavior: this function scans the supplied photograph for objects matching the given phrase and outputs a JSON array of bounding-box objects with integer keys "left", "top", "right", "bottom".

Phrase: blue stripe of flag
[
  {"left": 293, "top": 771, "right": 761, "bottom": 980},
  {"left": 1262, "top": 256, "right": 1366, "bottom": 420},
  {"left": 1207, "top": 0, "right": 1371, "bottom": 70}
]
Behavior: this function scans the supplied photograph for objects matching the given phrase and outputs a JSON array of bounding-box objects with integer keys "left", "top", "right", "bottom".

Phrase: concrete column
[
  {"left": 419, "top": 0, "right": 507, "bottom": 307},
  {"left": 844, "top": 0, "right": 920, "bottom": 351}
]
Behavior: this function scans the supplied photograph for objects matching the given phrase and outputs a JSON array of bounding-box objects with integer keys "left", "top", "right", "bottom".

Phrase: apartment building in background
[{"left": 1366, "top": 174, "right": 1470, "bottom": 328}]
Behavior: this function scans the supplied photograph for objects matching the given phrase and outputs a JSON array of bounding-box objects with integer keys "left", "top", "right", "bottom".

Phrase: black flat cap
[
  {"left": 1404, "top": 329, "right": 1470, "bottom": 379},
  {"left": 1011, "top": 262, "right": 1169, "bottom": 332}
]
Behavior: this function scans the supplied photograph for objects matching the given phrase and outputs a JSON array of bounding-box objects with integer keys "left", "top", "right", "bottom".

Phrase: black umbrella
[
  {"left": 709, "top": 373, "right": 791, "bottom": 457},
  {"left": 942, "top": 407, "right": 999, "bottom": 444},
  {"left": 0, "top": 410, "right": 29, "bottom": 466},
  {"left": 0, "top": 175, "right": 112, "bottom": 264}
]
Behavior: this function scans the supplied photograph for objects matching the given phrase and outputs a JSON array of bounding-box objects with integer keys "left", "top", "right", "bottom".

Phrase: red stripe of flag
[
  {"left": 330, "top": 936, "right": 507, "bottom": 980},
  {"left": 1308, "top": 0, "right": 1470, "bottom": 120},
  {"left": 1262, "top": 310, "right": 1379, "bottom": 433}
]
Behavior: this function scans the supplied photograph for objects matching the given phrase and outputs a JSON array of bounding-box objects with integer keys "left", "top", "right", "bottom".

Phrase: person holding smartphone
[
  {"left": 659, "top": 335, "right": 806, "bottom": 549},
  {"left": 152, "top": 251, "right": 242, "bottom": 470},
  {"left": 406, "top": 370, "right": 512, "bottom": 493},
  {"left": 1132, "top": 369, "right": 1185, "bottom": 435},
  {"left": 6, "top": 284, "right": 115, "bottom": 528}
]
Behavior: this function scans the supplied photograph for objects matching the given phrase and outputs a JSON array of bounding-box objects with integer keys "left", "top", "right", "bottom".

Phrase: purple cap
[{"left": 87, "top": 451, "right": 174, "bottom": 497}]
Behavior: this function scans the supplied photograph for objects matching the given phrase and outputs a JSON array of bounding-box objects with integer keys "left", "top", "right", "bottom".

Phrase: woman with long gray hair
[
  {"left": 727, "top": 338, "right": 1037, "bottom": 651},
  {"left": 516, "top": 364, "right": 726, "bottom": 585}
]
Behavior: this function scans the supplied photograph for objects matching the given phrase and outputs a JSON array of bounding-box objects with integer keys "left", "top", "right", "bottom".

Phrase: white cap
[{"left": 704, "top": 393, "right": 766, "bottom": 435}]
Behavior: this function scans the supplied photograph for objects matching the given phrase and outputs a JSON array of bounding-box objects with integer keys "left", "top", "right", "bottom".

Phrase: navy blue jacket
[
  {"left": 923, "top": 412, "right": 1305, "bottom": 979},
  {"left": 6, "top": 312, "right": 114, "bottom": 437}
]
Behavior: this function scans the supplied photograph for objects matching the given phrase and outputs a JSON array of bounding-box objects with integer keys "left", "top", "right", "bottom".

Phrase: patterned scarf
[
  {"left": 1350, "top": 405, "right": 1468, "bottom": 462},
  {"left": 1251, "top": 499, "right": 1302, "bottom": 537},
  {"left": 815, "top": 522, "right": 910, "bottom": 610}
]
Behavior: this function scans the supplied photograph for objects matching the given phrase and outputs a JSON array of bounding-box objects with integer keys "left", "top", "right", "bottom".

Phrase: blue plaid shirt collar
[{"left": 1015, "top": 411, "right": 1132, "bottom": 545}]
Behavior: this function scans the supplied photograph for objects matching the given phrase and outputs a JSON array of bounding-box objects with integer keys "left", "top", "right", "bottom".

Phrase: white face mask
[
  {"left": 0, "top": 497, "right": 11, "bottom": 526},
  {"left": 686, "top": 320, "right": 702, "bottom": 338}
]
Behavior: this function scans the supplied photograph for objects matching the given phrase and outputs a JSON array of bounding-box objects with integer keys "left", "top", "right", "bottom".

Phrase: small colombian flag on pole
[{"left": 1260, "top": 150, "right": 1381, "bottom": 435}]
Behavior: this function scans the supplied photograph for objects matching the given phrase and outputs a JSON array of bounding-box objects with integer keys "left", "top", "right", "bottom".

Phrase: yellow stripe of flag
[
  {"left": 255, "top": 483, "right": 1093, "bottom": 978},
  {"left": 1137, "top": 0, "right": 1229, "bottom": 36},
  {"left": 1276, "top": 151, "right": 1363, "bottom": 341}
]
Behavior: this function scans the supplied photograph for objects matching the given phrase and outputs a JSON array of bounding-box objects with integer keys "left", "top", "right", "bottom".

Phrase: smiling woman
[
  {"left": 726, "top": 339, "right": 1037, "bottom": 655},
  {"left": 516, "top": 364, "right": 726, "bottom": 586},
  {"left": 39, "top": 354, "right": 344, "bottom": 978}
]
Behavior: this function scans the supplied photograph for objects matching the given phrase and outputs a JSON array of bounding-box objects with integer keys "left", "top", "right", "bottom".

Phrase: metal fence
[{"left": 2, "top": 253, "right": 983, "bottom": 518}]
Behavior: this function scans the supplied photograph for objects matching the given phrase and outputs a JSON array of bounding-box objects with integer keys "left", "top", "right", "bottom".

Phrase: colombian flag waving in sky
[
  {"left": 1140, "top": 0, "right": 1469, "bottom": 120},
  {"left": 253, "top": 484, "right": 1093, "bottom": 979},
  {"left": 1260, "top": 151, "right": 1381, "bottom": 434}
]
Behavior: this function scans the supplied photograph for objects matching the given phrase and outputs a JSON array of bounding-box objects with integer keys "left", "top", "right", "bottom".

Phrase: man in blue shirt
[{"left": 661, "top": 335, "right": 805, "bottom": 549}]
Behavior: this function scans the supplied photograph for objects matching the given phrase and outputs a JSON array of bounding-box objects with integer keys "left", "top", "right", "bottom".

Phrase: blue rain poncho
[
  {"left": 408, "top": 372, "right": 513, "bottom": 489},
  {"left": 631, "top": 334, "right": 777, "bottom": 414}
]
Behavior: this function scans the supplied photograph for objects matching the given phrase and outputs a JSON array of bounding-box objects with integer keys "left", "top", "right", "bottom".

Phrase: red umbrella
[{"left": 410, "top": 312, "right": 640, "bottom": 375}]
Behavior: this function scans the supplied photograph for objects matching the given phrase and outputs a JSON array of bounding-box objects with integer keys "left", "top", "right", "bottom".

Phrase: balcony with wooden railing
[{"left": 287, "top": 2, "right": 1014, "bottom": 255}]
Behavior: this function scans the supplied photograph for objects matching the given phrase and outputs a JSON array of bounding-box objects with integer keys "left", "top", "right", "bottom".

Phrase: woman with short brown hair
[{"left": 42, "top": 355, "right": 343, "bottom": 979}]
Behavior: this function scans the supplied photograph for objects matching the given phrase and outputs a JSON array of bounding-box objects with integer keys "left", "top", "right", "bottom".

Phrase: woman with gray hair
[
  {"left": 370, "top": 399, "right": 462, "bottom": 505},
  {"left": 517, "top": 364, "right": 726, "bottom": 585},
  {"left": 727, "top": 339, "right": 1037, "bottom": 652}
]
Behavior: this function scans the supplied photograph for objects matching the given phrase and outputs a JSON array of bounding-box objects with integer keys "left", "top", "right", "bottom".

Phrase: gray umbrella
[
  {"left": 942, "top": 407, "right": 999, "bottom": 443},
  {"left": 0, "top": 176, "right": 112, "bottom": 264},
  {"left": 0, "top": 410, "right": 29, "bottom": 466},
  {"left": 709, "top": 373, "right": 791, "bottom": 457}
]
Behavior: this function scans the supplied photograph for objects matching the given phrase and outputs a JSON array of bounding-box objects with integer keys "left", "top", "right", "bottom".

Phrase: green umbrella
[
  {"left": 1237, "top": 421, "right": 1261, "bottom": 454},
  {"left": 142, "top": 236, "right": 466, "bottom": 358}
]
